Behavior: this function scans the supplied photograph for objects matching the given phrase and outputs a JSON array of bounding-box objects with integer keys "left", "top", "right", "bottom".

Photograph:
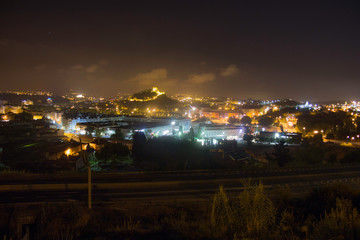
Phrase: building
[
  {"left": 258, "top": 131, "right": 302, "bottom": 144},
  {"left": 196, "top": 125, "right": 245, "bottom": 147},
  {"left": 200, "top": 108, "right": 244, "bottom": 120},
  {"left": 114, "top": 118, "right": 191, "bottom": 139}
]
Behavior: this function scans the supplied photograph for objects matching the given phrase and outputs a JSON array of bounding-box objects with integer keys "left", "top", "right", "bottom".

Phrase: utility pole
[
  {"left": 81, "top": 139, "right": 92, "bottom": 209},
  {"left": 87, "top": 153, "right": 92, "bottom": 209}
]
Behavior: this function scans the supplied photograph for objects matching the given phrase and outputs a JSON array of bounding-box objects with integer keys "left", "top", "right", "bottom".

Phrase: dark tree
[
  {"left": 243, "top": 134, "right": 253, "bottom": 146},
  {"left": 96, "top": 143, "right": 129, "bottom": 158},
  {"left": 14, "top": 111, "right": 33, "bottom": 122},
  {"left": 96, "top": 143, "right": 130, "bottom": 169},
  {"left": 326, "top": 132, "right": 335, "bottom": 139},
  {"left": 132, "top": 132, "right": 147, "bottom": 159},
  {"left": 240, "top": 116, "right": 252, "bottom": 125},
  {"left": 312, "top": 133, "right": 324, "bottom": 145},
  {"left": 228, "top": 116, "right": 241, "bottom": 125},
  {"left": 111, "top": 128, "right": 124, "bottom": 140},
  {"left": 189, "top": 127, "right": 195, "bottom": 142},
  {"left": 258, "top": 116, "right": 274, "bottom": 127},
  {"left": 270, "top": 140, "right": 292, "bottom": 167}
]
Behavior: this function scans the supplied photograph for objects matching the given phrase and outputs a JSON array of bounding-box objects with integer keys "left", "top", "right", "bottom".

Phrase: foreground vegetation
[{"left": 3, "top": 182, "right": 360, "bottom": 239}]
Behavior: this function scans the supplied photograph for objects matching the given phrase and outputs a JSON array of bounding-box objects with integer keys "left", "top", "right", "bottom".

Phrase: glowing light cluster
[{"left": 129, "top": 87, "right": 165, "bottom": 102}]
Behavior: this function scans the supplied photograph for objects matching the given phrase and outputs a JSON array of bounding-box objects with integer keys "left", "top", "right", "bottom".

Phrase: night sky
[{"left": 1, "top": 1, "right": 360, "bottom": 101}]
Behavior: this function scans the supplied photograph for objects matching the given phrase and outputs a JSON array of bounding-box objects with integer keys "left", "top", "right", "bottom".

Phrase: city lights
[{"left": 1, "top": 1, "right": 360, "bottom": 239}]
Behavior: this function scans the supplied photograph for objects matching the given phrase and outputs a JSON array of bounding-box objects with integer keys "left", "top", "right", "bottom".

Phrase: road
[
  {"left": 324, "top": 139, "right": 360, "bottom": 147},
  {"left": 1, "top": 165, "right": 360, "bottom": 206}
]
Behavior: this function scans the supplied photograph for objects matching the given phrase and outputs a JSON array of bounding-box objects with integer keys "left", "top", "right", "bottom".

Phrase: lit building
[
  {"left": 199, "top": 125, "right": 245, "bottom": 140},
  {"left": 258, "top": 131, "right": 302, "bottom": 144},
  {"left": 113, "top": 119, "right": 191, "bottom": 139},
  {"left": 21, "top": 99, "right": 33, "bottom": 106}
]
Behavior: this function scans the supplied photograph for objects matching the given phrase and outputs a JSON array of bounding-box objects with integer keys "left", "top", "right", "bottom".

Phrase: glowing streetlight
[{"left": 65, "top": 148, "right": 71, "bottom": 156}]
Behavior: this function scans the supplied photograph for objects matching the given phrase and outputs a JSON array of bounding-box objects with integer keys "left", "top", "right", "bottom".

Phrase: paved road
[
  {"left": 324, "top": 139, "right": 360, "bottom": 147},
  {"left": 1, "top": 166, "right": 360, "bottom": 205}
]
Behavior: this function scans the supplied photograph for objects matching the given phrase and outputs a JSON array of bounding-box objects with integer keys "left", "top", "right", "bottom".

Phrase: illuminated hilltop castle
[{"left": 129, "top": 87, "right": 165, "bottom": 102}]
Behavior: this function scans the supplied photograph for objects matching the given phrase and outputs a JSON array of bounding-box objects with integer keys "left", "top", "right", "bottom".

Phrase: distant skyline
[{"left": 1, "top": 1, "right": 360, "bottom": 101}]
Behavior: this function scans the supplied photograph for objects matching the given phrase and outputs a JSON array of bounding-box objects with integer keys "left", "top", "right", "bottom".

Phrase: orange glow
[
  {"left": 65, "top": 149, "right": 71, "bottom": 156},
  {"left": 33, "top": 115, "right": 43, "bottom": 120}
]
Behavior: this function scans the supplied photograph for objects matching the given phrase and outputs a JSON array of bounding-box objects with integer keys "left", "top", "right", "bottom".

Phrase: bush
[
  {"left": 314, "top": 198, "right": 360, "bottom": 239},
  {"left": 304, "top": 185, "right": 357, "bottom": 220},
  {"left": 295, "top": 145, "right": 324, "bottom": 165},
  {"left": 211, "top": 186, "right": 236, "bottom": 238},
  {"left": 211, "top": 181, "right": 276, "bottom": 239},
  {"left": 38, "top": 203, "right": 90, "bottom": 240},
  {"left": 341, "top": 149, "right": 360, "bottom": 163}
]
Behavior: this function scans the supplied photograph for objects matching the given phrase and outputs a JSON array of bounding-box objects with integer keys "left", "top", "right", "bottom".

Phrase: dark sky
[{"left": 1, "top": 1, "right": 360, "bottom": 101}]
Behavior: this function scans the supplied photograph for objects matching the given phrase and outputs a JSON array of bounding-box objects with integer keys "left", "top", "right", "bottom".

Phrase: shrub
[
  {"left": 211, "top": 180, "right": 276, "bottom": 239},
  {"left": 314, "top": 198, "right": 360, "bottom": 239},
  {"left": 38, "top": 203, "right": 90, "bottom": 240}
]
